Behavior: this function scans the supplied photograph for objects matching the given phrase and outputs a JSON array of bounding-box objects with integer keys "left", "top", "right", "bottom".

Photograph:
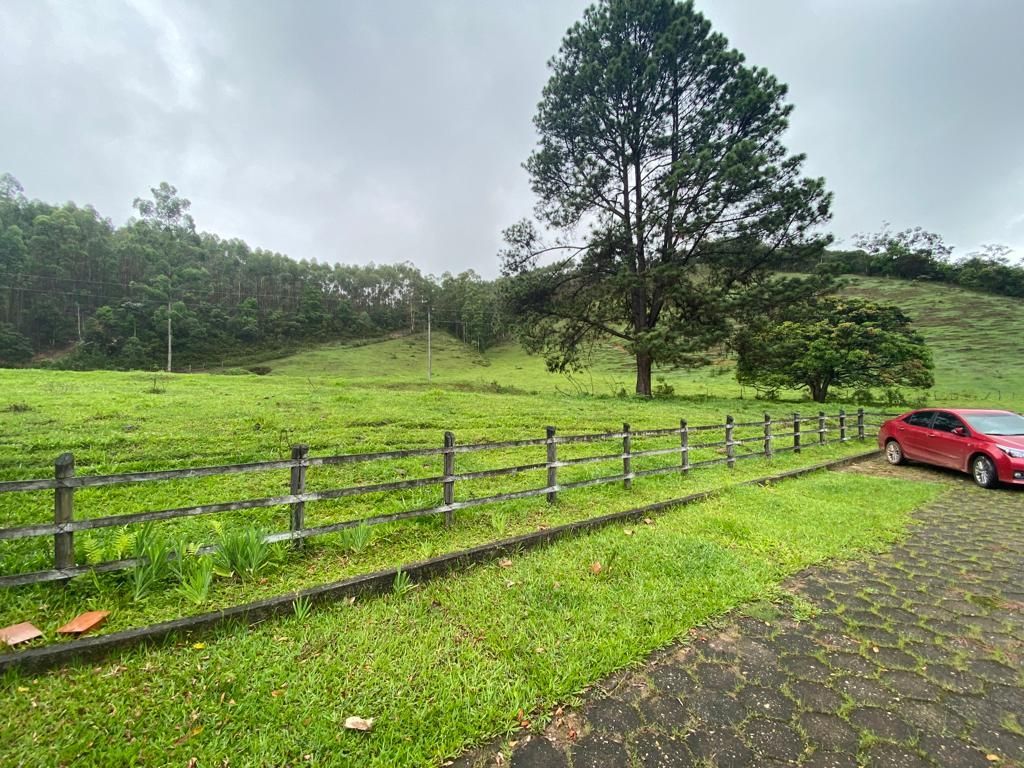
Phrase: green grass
[
  {"left": 251, "top": 275, "right": 1024, "bottom": 408},
  {"left": 835, "top": 275, "right": 1024, "bottom": 406},
  {"left": 0, "top": 471, "right": 942, "bottom": 768},
  {"left": 0, "top": 360, "right": 879, "bottom": 636}
]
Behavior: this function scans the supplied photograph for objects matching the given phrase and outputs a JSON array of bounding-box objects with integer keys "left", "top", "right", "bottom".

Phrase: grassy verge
[{"left": 1, "top": 471, "right": 943, "bottom": 767}]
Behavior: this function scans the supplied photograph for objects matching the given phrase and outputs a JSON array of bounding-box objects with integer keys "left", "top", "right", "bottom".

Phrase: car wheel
[
  {"left": 972, "top": 455, "right": 998, "bottom": 488},
  {"left": 885, "top": 439, "right": 905, "bottom": 465}
]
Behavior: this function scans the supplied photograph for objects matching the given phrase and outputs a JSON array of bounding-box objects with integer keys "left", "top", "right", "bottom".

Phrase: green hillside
[{"left": 258, "top": 276, "right": 1024, "bottom": 408}]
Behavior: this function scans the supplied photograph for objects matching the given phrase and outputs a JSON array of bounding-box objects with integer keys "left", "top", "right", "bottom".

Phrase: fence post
[
  {"left": 793, "top": 412, "right": 801, "bottom": 454},
  {"left": 622, "top": 422, "right": 632, "bottom": 489},
  {"left": 680, "top": 419, "right": 689, "bottom": 473},
  {"left": 857, "top": 408, "right": 865, "bottom": 440},
  {"left": 763, "top": 413, "right": 772, "bottom": 458},
  {"left": 443, "top": 431, "right": 456, "bottom": 526},
  {"left": 546, "top": 426, "right": 557, "bottom": 503},
  {"left": 725, "top": 415, "right": 735, "bottom": 469},
  {"left": 54, "top": 453, "right": 75, "bottom": 572},
  {"left": 839, "top": 409, "right": 847, "bottom": 442},
  {"left": 818, "top": 411, "right": 827, "bottom": 446},
  {"left": 289, "top": 444, "right": 308, "bottom": 547}
]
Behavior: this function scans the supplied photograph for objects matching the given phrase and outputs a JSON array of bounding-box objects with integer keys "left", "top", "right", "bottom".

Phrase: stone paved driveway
[{"left": 453, "top": 459, "right": 1024, "bottom": 767}]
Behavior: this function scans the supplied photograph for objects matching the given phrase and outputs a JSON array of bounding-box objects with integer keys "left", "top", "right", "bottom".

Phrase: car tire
[
  {"left": 971, "top": 454, "right": 998, "bottom": 489},
  {"left": 884, "top": 439, "right": 905, "bottom": 466}
]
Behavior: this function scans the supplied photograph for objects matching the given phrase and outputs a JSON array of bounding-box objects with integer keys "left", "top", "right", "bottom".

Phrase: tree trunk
[
  {"left": 810, "top": 382, "right": 828, "bottom": 403},
  {"left": 635, "top": 352, "right": 653, "bottom": 397}
]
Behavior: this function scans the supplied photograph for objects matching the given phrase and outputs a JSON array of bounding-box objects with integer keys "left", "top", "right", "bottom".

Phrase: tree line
[{"left": 0, "top": 176, "right": 507, "bottom": 368}]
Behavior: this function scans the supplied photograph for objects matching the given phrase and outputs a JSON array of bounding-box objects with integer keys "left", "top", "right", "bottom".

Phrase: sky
[{"left": 2, "top": 0, "right": 1022, "bottom": 276}]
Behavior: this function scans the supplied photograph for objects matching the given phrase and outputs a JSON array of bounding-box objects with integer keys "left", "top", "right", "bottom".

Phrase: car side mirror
[{"left": 953, "top": 427, "right": 968, "bottom": 437}]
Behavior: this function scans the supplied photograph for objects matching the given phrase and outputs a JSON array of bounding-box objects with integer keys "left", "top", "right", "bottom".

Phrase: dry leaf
[
  {"left": 192, "top": 642, "right": 206, "bottom": 650},
  {"left": 590, "top": 561, "right": 603, "bottom": 575},
  {"left": 498, "top": 558, "right": 513, "bottom": 568},
  {"left": 535, "top": 647, "right": 545, "bottom": 654},
  {"left": 986, "top": 756, "right": 1000, "bottom": 762},
  {"left": 643, "top": 517, "right": 654, "bottom": 525},
  {"left": 623, "top": 529, "right": 634, "bottom": 536},
  {"left": 271, "top": 690, "right": 283, "bottom": 697},
  {"left": 344, "top": 716, "right": 375, "bottom": 732}
]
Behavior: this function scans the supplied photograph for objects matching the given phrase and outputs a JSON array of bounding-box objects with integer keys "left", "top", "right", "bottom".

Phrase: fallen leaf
[
  {"left": 552, "top": 581, "right": 561, "bottom": 590},
  {"left": 498, "top": 558, "right": 513, "bottom": 568},
  {"left": 872, "top": 646, "right": 879, "bottom": 653},
  {"left": 271, "top": 690, "right": 283, "bottom": 697},
  {"left": 192, "top": 642, "right": 206, "bottom": 650},
  {"left": 568, "top": 728, "right": 578, "bottom": 741},
  {"left": 535, "top": 647, "right": 545, "bottom": 654},
  {"left": 554, "top": 706, "right": 564, "bottom": 717},
  {"left": 17, "top": 686, "right": 29, "bottom": 693},
  {"left": 344, "top": 716, "right": 375, "bottom": 732},
  {"left": 986, "top": 755, "right": 1001, "bottom": 762},
  {"left": 643, "top": 517, "right": 654, "bottom": 525},
  {"left": 590, "top": 562, "right": 603, "bottom": 575},
  {"left": 623, "top": 529, "right": 634, "bottom": 536}
]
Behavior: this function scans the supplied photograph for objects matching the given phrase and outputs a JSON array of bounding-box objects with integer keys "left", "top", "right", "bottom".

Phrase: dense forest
[
  {"left": 0, "top": 175, "right": 506, "bottom": 368},
  {"left": 1, "top": 175, "right": 1020, "bottom": 370}
]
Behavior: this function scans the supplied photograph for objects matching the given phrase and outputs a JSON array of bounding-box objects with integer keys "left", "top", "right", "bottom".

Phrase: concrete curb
[{"left": 0, "top": 448, "right": 880, "bottom": 675}]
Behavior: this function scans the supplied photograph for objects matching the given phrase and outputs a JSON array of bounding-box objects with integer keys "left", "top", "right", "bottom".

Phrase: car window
[
  {"left": 932, "top": 412, "right": 965, "bottom": 433},
  {"left": 962, "top": 411, "right": 1024, "bottom": 436},
  {"left": 904, "top": 411, "right": 935, "bottom": 428}
]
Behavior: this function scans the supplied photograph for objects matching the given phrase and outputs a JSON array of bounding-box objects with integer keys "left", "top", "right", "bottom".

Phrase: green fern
[{"left": 81, "top": 535, "right": 105, "bottom": 565}]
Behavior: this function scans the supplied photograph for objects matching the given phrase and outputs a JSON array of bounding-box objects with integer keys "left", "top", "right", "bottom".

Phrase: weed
[
  {"left": 338, "top": 523, "right": 372, "bottom": 554},
  {"left": 175, "top": 555, "right": 214, "bottom": 605},
  {"left": 214, "top": 527, "right": 278, "bottom": 581},
  {"left": 131, "top": 524, "right": 173, "bottom": 602},
  {"left": 392, "top": 568, "right": 414, "bottom": 597},
  {"left": 488, "top": 510, "right": 510, "bottom": 535},
  {"left": 292, "top": 595, "right": 312, "bottom": 622}
]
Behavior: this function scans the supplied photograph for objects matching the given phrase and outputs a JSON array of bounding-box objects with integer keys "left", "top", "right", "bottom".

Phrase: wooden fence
[{"left": 0, "top": 409, "right": 888, "bottom": 588}]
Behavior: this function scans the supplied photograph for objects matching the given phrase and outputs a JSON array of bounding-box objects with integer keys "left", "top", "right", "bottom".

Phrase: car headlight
[{"left": 997, "top": 445, "right": 1024, "bottom": 459}]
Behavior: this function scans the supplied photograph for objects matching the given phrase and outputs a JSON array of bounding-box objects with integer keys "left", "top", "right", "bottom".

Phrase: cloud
[{"left": 1, "top": 0, "right": 1020, "bottom": 275}]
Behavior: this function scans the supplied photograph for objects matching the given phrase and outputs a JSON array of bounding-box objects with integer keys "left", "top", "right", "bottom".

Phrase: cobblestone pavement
[{"left": 452, "top": 460, "right": 1024, "bottom": 767}]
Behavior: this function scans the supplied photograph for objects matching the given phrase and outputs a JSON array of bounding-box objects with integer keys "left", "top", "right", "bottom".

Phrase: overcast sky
[{"left": 2, "top": 0, "right": 1022, "bottom": 276}]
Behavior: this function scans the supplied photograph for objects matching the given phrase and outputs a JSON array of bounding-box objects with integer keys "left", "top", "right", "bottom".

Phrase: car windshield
[{"left": 961, "top": 412, "right": 1024, "bottom": 435}]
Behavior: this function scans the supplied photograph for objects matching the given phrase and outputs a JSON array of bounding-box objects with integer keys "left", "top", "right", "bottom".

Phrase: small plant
[
  {"left": 392, "top": 568, "right": 414, "bottom": 597},
  {"left": 488, "top": 510, "right": 510, "bottom": 535},
  {"left": 338, "top": 523, "right": 372, "bottom": 554},
  {"left": 292, "top": 595, "right": 313, "bottom": 622},
  {"left": 214, "top": 527, "right": 278, "bottom": 581},
  {"left": 146, "top": 374, "right": 166, "bottom": 394},
  {"left": 176, "top": 555, "right": 214, "bottom": 605},
  {"left": 653, "top": 376, "right": 675, "bottom": 397},
  {"left": 132, "top": 524, "right": 173, "bottom": 602},
  {"left": 3, "top": 402, "right": 31, "bottom": 413}
]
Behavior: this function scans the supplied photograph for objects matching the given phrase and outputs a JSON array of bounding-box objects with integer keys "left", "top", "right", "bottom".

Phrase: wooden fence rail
[{"left": 0, "top": 409, "right": 892, "bottom": 588}]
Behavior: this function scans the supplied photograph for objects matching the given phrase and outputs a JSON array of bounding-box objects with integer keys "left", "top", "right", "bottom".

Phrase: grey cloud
[{"left": 1, "top": 0, "right": 1021, "bottom": 276}]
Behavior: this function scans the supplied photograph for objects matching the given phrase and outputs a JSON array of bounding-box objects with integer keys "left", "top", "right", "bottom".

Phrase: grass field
[
  {"left": 0, "top": 471, "right": 942, "bottom": 768},
  {"left": 256, "top": 275, "right": 1024, "bottom": 407}
]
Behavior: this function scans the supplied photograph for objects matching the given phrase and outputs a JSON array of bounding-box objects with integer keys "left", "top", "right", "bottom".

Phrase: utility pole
[
  {"left": 426, "top": 304, "right": 432, "bottom": 383},
  {"left": 75, "top": 302, "right": 82, "bottom": 342},
  {"left": 166, "top": 298, "right": 172, "bottom": 373}
]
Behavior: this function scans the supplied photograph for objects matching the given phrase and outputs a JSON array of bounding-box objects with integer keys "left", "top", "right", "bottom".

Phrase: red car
[{"left": 879, "top": 408, "right": 1024, "bottom": 488}]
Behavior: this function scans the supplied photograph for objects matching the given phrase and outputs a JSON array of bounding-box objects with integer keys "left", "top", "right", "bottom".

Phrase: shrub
[{"left": 214, "top": 527, "right": 279, "bottom": 580}]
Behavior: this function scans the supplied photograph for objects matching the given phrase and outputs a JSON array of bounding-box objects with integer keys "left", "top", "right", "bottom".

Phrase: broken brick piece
[
  {"left": 0, "top": 622, "right": 43, "bottom": 646},
  {"left": 57, "top": 610, "right": 111, "bottom": 635}
]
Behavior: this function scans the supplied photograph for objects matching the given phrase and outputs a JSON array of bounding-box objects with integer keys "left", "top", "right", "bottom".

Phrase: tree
[
  {"left": 734, "top": 297, "right": 933, "bottom": 403},
  {"left": 0, "top": 322, "right": 33, "bottom": 365},
  {"left": 852, "top": 224, "right": 952, "bottom": 280},
  {"left": 500, "top": 0, "right": 831, "bottom": 396}
]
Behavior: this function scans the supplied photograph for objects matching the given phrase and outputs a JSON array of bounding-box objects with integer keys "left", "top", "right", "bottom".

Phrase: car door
[
  {"left": 929, "top": 411, "right": 972, "bottom": 469},
  {"left": 892, "top": 410, "right": 937, "bottom": 461}
]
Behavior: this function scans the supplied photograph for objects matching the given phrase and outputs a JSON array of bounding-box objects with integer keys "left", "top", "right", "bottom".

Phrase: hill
[{"left": 258, "top": 276, "right": 1024, "bottom": 408}]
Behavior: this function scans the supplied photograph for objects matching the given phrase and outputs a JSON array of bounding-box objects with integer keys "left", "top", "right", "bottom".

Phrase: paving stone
[
  {"left": 856, "top": 626, "right": 901, "bottom": 648},
  {"left": 776, "top": 632, "right": 820, "bottom": 655},
  {"left": 824, "top": 650, "right": 878, "bottom": 676},
  {"left": 797, "top": 712, "right": 859, "bottom": 752},
  {"left": 581, "top": 696, "right": 642, "bottom": 734},
  {"left": 637, "top": 694, "right": 689, "bottom": 730},
  {"left": 870, "top": 647, "right": 918, "bottom": 670},
  {"left": 787, "top": 680, "right": 844, "bottom": 713},
  {"left": 800, "top": 751, "right": 858, "bottom": 768},
  {"left": 847, "top": 707, "right": 917, "bottom": 743},
  {"left": 878, "top": 670, "right": 942, "bottom": 701},
  {"left": 691, "top": 662, "right": 742, "bottom": 692},
  {"left": 736, "top": 685, "right": 794, "bottom": 721},
  {"left": 898, "top": 700, "right": 966, "bottom": 734},
  {"left": 969, "top": 725, "right": 1024, "bottom": 762},
  {"left": 916, "top": 734, "right": 994, "bottom": 767},
  {"left": 510, "top": 736, "right": 567, "bottom": 768},
  {"left": 571, "top": 732, "right": 630, "bottom": 768},
  {"left": 683, "top": 726, "right": 752, "bottom": 765},
  {"left": 861, "top": 743, "right": 930, "bottom": 768},
  {"left": 833, "top": 675, "right": 891, "bottom": 707},
  {"left": 781, "top": 655, "right": 832, "bottom": 682},
  {"left": 923, "top": 663, "right": 984, "bottom": 693},
  {"left": 741, "top": 717, "right": 805, "bottom": 763},
  {"left": 649, "top": 664, "right": 697, "bottom": 698},
  {"left": 967, "top": 657, "right": 1020, "bottom": 685},
  {"left": 690, "top": 693, "right": 747, "bottom": 726},
  {"left": 632, "top": 735, "right": 694, "bottom": 768}
]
